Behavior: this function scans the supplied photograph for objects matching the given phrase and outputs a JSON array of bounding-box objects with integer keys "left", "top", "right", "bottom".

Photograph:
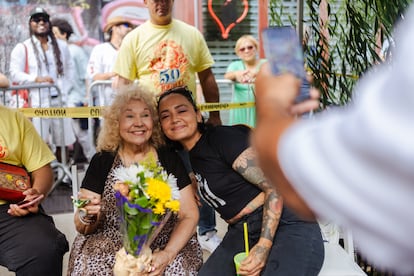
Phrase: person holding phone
[
  {"left": 252, "top": 5, "right": 414, "bottom": 274},
  {"left": 0, "top": 105, "right": 69, "bottom": 275},
  {"left": 157, "top": 86, "right": 324, "bottom": 276}
]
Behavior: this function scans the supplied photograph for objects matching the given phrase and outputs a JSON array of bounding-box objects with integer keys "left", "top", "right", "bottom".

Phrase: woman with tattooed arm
[{"left": 157, "top": 86, "right": 324, "bottom": 276}]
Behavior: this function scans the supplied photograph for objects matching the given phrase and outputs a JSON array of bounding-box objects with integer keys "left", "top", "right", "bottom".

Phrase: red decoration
[{"left": 208, "top": 0, "right": 249, "bottom": 39}]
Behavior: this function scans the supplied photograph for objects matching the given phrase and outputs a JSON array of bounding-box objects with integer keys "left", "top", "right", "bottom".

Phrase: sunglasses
[
  {"left": 31, "top": 16, "right": 49, "bottom": 23},
  {"left": 117, "top": 22, "right": 132, "bottom": 28},
  {"left": 239, "top": 45, "right": 254, "bottom": 52}
]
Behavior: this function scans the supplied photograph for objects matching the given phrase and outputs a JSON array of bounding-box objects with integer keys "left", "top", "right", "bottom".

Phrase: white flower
[
  {"left": 114, "top": 164, "right": 142, "bottom": 183},
  {"left": 167, "top": 174, "right": 180, "bottom": 200},
  {"left": 113, "top": 162, "right": 180, "bottom": 201}
]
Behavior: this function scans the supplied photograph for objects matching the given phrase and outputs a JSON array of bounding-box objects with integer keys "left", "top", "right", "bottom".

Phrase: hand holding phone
[
  {"left": 262, "top": 26, "right": 310, "bottom": 103},
  {"left": 17, "top": 194, "right": 44, "bottom": 209}
]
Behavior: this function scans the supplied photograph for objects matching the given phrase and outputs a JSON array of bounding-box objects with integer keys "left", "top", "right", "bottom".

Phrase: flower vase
[{"left": 113, "top": 244, "right": 152, "bottom": 276}]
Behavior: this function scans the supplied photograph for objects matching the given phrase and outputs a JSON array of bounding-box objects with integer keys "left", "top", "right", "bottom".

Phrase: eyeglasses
[
  {"left": 30, "top": 16, "right": 49, "bottom": 23},
  {"left": 238, "top": 45, "right": 254, "bottom": 52}
]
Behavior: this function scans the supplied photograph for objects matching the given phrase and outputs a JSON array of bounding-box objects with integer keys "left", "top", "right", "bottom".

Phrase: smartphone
[
  {"left": 17, "top": 194, "right": 44, "bottom": 208},
  {"left": 261, "top": 26, "right": 310, "bottom": 103}
]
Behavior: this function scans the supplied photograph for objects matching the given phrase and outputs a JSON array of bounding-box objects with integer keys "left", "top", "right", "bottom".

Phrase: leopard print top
[{"left": 67, "top": 155, "right": 203, "bottom": 275}]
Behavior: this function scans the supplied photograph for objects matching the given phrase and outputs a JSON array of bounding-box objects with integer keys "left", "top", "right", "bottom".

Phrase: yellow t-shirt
[
  {"left": 0, "top": 106, "right": 55, "bottom": 173},
  {"left": 113, "top": 19, "right": 214, "bottom": 96}
]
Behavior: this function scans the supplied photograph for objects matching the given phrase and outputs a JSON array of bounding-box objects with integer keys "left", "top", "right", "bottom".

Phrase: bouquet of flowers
[{"left": 112, "top": 156, "right": 180, "bottom": 275}]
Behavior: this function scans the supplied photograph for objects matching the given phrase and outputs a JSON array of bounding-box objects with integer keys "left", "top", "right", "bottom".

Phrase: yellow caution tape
[
  {"left": 18, "top": 102, "right": 256, "bottom": 118},
  {"left": 18, "top": 106, "right": 102, "bottom": 118},
  {"left": 198, "top": 102, "right": 255, "bottom": 112}
]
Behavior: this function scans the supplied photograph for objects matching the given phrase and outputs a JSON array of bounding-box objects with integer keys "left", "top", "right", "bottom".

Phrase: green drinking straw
[{"left": 243, "top": 222, "right": 249, "bottom": 255}]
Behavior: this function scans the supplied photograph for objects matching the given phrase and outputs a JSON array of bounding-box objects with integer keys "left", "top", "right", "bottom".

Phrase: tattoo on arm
[{"left": 233, "top": 147, "right": 283, "bottom": 243}]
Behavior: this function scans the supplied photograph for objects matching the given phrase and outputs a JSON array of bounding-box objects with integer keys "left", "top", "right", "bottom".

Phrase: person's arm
[
  {"left": 225, "top": 70, "right": 256, "bottom": 84},
  {"left": 7, "top": 164, "right": 53, "bottom": 216},
  {"left": 0, "top": 72, "right": 9, "bottom": 87},
  {"left": 149, "top": 184, "right": 199, "bottom": 275},
  {"left": 252, "top": 64, "right": 320, "bottom": 219},
  {"left": 232, "top": 147, "right": 283, "bottom": 276},
  {"left": 197, "top": 68, "right": 222, "bottom": 126},
  {"left": 93, "top": 71, "right": 117, "bottom": 81},
  {"left": 112, "top": 74, "right": 132, "bottom": 91}
]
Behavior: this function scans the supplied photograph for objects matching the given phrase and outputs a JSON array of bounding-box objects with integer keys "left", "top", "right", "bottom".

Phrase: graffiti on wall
[{"left": 0, "top": 0, "right": 148, "bottom": 74}]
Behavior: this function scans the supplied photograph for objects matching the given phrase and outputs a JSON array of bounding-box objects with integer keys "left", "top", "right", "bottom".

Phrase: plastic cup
[{"left": 233, "top": 252, "right": 247, "bottom": 275}]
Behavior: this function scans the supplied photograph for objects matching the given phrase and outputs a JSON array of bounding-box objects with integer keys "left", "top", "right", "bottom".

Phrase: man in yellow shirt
[
  {"left": 0, "top": 105, "right": 68, "bottom": 274},
  {"left": 112, "top": 0, "right": 221, "bottom": 125}
]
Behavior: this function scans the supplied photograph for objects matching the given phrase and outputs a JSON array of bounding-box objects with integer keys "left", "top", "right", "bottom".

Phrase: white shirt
[
  {"left": 86, "top": 42, "right": 118, "bottom": 106},
  {"left": 86, "top": 42, "right": 118, "bottom": 80},
  {"left": 278, "top": 6, "right": 414, "bottom": 275},
  {"left": 9, "top": 35, "right": 74, "bottom": 106}
]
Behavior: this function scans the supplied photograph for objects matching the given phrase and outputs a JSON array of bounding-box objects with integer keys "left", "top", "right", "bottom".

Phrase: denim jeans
[
  {"left": 197, "top": 197, "right": 217, "bottom": 235},
  {"left": 199, "top": 206, "right": 324, "bottom": 276},
  {"left": 176, "top": 150, "right": 217, "bottom": 235}
]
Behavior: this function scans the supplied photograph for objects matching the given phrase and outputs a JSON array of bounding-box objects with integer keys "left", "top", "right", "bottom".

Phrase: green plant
[{"left": 269, "top": 0, "right": 412, "bottom": 107}]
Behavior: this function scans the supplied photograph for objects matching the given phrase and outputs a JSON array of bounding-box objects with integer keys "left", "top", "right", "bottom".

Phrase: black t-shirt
[
  {"left": 190, "top": 125, "right": 261, "bottom": 220},
  {"left": 81, "top": 147, "right": 191, "bottom": 194}
]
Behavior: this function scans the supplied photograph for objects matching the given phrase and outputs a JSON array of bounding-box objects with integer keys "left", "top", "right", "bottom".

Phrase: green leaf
[
  {"left": 134, "top": 196, "right": 149, "bottom": 207},
  {"left": 124, "top": 202, "right": 139, "bottom": 215}
]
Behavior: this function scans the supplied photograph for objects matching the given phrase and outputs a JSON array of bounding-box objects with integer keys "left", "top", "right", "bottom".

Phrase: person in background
[
  {"left": 51, "top": 17, "right": 96, "bottom": 163},
  {"left": 224, "top": 35, "right": 266, "bottom": 127},
  {"left": 0, "top": 72, "right": 9, "bottom": 87},
  {"left": 0, "top": 105, "right": 69, "bottom": 275},
  {"left": 112, "top": 0, "right": 221, "bottom": 126},
  {"left": 86, "top": 16, "right": 134, "bottom": 106},
  {"left": 157, "top": 86, "right": 324, "bottom": 275},
  {"left": 67, "top": 84, "right": 202, "bottom": 275},
  {"left": 252, "top": 4, "right": 414, "bottom": 275},
  {"left": 9, "top": 7, "right": 76, "bottom": 163}
]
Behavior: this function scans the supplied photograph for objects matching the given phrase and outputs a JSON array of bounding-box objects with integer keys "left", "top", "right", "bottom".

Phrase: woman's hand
[
  {"left": 74, "top": 188, "right": 102, "bottom": 235},
  {"left": 76, "top": 189, "right": 102, "bottom": 217},
  {"left": 148, "top": 249, "right": 173, "bottom": 276},
  {"left": 238, "top": 243, "right": 270, "bottom": 276}
]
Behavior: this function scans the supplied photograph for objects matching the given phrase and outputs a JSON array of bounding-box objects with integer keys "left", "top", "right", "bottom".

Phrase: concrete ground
[
  {"left": 0, "top": 184, "right": 365, "bottom": 276},
  {"left": 0, "top": 208, "right": 227, "bottom": 276}
]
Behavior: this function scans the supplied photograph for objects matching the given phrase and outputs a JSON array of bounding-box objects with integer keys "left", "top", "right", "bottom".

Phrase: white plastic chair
[{"left": 318, "top": 221, "right": 366, "bottom": 275}]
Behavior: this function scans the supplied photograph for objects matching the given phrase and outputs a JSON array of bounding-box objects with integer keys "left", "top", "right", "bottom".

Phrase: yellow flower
[
  {"left": 146, "top": 178, "right": 171, "bottom": 203},
  {"left": 165, "top": 200, "right": 180, "bottom": 213},
  {"left": 153, "top": 202, "right": 165, "bottom": 215}
]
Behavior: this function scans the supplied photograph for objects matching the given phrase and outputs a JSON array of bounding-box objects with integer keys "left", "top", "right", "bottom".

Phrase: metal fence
[{"left": 0, "top": 83, "right": 72, "bottom": 192}]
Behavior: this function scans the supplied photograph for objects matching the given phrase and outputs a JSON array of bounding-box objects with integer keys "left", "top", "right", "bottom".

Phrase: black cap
[{"left": 29, "top": 7, "right": 50, "bottom": 20}]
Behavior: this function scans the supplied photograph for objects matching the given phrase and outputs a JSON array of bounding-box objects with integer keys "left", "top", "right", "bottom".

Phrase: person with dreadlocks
[{"left": 9, "top": 7, "right": 76, "bottom": 163}]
